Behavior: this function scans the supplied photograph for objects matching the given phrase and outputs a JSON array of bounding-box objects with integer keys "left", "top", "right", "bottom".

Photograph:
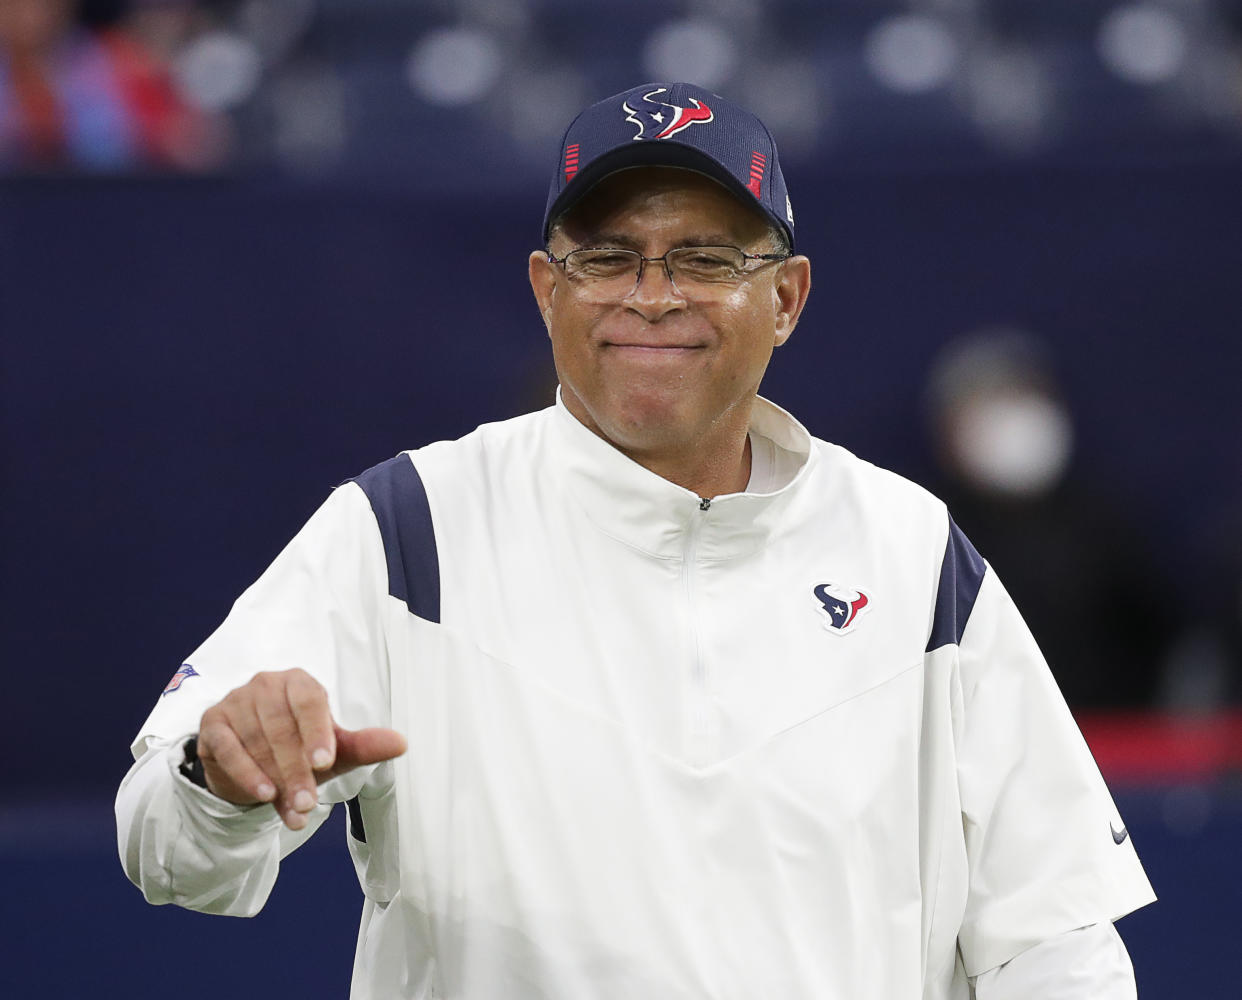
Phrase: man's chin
[
  {"left": 593, "top": 396, "right": 703, "bottom": 455},
  {"left": 561, "top": 381, "right": 709, "bottom": 454}
]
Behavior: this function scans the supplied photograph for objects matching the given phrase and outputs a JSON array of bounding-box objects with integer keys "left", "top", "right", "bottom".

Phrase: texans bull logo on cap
[{"left": 622, "top": 87, "right": 715, "bottom": 140}]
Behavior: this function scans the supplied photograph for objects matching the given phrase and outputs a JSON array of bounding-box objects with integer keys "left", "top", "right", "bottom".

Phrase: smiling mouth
[{"left": 605, "top": 343, "right": 703, "bottom": 353}]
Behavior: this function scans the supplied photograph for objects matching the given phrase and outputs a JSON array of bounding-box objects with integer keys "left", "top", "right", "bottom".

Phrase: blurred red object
[
  {"left": 98, "top": 26, "right": 225, "bottom": 170},
  {"left": 0, "top": 0, "right": 225, "bottom": 171},
  {"left": 1076, "top": 710, "right": 1242, "bottom": 784}
]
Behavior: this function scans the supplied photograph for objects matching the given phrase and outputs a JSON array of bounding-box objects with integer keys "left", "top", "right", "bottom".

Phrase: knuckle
[
  {"left": 199, "top": 709, "right": 237, "bottom": 746},
  {"left": 196, "top": 731, "right": 220, "bottom": 763},
  {"left": 283, "top": 667, "right": 316, "bottom": 691},
  {"left": 287, "top": 668, "right": 325, "bottom": 696},
  {"left": 288, "top": 683, "right": 327, "bottom": 715}
]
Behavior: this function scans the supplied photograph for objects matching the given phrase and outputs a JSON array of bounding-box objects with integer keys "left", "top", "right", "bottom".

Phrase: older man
[{"left": 117, "top": 83, "right": 1154, "bottom": 999}]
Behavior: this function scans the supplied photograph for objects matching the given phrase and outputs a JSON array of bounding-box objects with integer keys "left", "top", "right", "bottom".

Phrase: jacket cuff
[{"left": 166, "top": 736, "right": 283, "bottom": 836}]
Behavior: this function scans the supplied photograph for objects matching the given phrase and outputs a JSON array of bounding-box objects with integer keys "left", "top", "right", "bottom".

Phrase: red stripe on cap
[{"left": 747, "top": 150, "right": 766, "bottom": 197}]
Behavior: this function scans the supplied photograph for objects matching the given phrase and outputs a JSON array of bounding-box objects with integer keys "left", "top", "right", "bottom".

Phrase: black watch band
[{"left": 178, "top": 735, "right": 208, "bottom": 789}]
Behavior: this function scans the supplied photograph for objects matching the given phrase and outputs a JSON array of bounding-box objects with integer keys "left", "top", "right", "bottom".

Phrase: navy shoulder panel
[
  {"left": 350, "top": 454, "right": 440, "bottom": 624},
  {"left": 926, "top": 516, "right": 987, "bottom": 652}
]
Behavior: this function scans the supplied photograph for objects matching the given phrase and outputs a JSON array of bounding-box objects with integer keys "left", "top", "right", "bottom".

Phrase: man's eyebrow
[
  {"left": 676, "top": 233, "right": 740, "bottom": 247},
  {"left": 576, "top": 232, "right": 643, "bottom": 249}
]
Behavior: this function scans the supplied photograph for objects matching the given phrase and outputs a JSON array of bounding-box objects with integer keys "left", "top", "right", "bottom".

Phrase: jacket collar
[{"left": 547, "top": 389, "right": 816, "bottom": 561}]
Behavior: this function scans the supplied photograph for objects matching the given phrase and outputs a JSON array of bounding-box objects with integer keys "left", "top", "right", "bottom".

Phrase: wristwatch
[{"left": 178, "top": 735, "right": 209, "bottom": 789}]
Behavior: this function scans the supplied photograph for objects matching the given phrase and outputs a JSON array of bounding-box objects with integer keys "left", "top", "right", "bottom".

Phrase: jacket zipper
[{"left": 684, "top": 498, "right": 711, "bottom": 741}]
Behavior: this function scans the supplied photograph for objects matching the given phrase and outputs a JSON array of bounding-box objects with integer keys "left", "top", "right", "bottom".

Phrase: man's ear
[
  {"left": 529, "top": 251, "right": 556, "bottom": 334},
  {"left": 772, "top": 255, "right": 811, "bottom": 348}
]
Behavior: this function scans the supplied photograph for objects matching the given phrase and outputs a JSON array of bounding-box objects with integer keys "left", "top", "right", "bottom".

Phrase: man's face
[{"left": 529, "top": 167, "right": 810, "bottom": 469}]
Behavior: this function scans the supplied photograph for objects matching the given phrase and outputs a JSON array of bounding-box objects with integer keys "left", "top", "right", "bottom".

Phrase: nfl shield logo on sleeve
[{"left": 162, "top": 663, "right": 199, "bottom": 696}]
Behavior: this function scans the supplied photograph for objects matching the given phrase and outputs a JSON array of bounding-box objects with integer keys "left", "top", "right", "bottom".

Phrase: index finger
[{"left": 285, "top": 669, "right": 336, "bottom": 771}]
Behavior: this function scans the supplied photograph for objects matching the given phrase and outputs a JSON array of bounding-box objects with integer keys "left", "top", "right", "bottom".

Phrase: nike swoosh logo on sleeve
[{"left": 1111, "top": 823, "right": 1129, "bottom": 845}]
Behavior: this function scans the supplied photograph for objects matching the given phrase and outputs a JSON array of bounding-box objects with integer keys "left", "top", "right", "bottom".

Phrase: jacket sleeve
[
  {"left": 115, "top": 481, "right": 394, "bottom": 915},
  {"left": 115, "top": 737, "right": 329, "bottom": 915},
  {"left": 972, "top": 922, "right": 1136, "bottom": 999},
  {"left": 945, "top": 524, "right": 1155, "bottom": 977}
]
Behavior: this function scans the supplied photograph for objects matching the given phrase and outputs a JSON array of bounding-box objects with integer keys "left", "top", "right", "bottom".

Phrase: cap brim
[{"left": 543, "top": 142, "right": 779, "bottom": 245}]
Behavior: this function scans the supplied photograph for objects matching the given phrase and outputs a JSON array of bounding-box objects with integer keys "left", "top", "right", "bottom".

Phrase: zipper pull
[{"left": 698, "top": 497, "right": 712, "bottom": 511}]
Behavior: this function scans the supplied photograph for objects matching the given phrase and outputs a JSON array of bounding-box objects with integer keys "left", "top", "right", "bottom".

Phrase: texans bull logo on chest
[
  {"left": 622, "top": 87, "right": 715, "bottom": 140},
  {"left": 812, "top": 583, "right": 871, "bottom": 635}
]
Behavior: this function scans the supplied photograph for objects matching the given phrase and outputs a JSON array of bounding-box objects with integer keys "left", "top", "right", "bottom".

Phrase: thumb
[{"left": 323, "top": 725, "right": 408, "bottom": 778}]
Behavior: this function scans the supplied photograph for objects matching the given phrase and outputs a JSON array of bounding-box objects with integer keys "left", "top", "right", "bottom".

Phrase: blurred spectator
[
  {"left": 924, "top": 327, "right": 1177, "bottom": 709},
  {"left": 99, "top": 0, "right": 231, "bottom": 168},
  {"left": 0, "top": 0, "right": 225, "bottom": 171}
]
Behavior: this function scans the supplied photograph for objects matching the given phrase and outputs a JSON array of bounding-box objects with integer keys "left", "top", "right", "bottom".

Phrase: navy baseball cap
[{"left": 543, "top": 82, "right": 795, "bottom": 251}]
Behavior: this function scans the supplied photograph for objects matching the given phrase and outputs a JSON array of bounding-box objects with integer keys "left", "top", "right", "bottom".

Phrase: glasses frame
[{"left": 544, "top": 245, "right": 792, "bottom": 297}]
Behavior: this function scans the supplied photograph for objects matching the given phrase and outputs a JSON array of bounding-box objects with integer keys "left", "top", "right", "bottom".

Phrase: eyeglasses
[{"left": 545, "top": 245, "right": 791, "bottom": 300}]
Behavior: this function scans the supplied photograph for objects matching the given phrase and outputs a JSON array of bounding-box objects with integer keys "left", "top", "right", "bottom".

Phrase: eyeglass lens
[{"left": 562, "top": 247, "right": 758, "bottom": 299}]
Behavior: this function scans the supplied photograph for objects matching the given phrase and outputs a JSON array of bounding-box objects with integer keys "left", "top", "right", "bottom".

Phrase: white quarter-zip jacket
[{"left": 117, "top": 395, "right": 1155, "bottom": 999}]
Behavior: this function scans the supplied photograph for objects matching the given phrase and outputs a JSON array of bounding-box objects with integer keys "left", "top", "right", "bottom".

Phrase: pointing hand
[{"left": 195, "top": 668, "right": 407, "bottom": 830}]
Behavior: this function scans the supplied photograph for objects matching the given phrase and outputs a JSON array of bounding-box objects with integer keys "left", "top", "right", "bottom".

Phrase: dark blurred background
[{"left": 2, "top": 0, "right": 1241, "bottom": 996}]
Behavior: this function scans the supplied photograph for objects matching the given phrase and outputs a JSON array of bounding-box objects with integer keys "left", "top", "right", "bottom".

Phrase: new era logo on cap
[{"left": 543, "top": 82, "right": 795, "bottom": 251}]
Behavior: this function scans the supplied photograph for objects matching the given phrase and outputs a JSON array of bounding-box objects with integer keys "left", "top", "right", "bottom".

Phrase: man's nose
[{"left": 624, "top": 256, "right": 686, "bottom": 320}]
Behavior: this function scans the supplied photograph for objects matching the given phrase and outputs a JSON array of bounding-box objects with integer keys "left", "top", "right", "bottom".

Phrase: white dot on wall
[
  {"left": 500, "top": 67, "right": 590, "bottom": 154},
  {"left": 406, "top": 27, "right": 503, "bottom": 107},
  {"left": 642, "top": 19, "right": 738, "bottom": 91},
  {"left": 238, "top": 0, "right": 316, "bottom": 63},
  {"left": 964, "top": 48, "right": 1054, "bottom": 152},
  {"left": 459, "top": 0, "right": 533, "bottom": 35},
  {"left": 1098, "top": 4, "right": 1189, "bottom": 85},
  {"left": 742, "top": 59, "right": 826, "bottom": 156},
  {"left": 174, "top": 31, "right": 264, "bottom": 112},
  {"left": 271, "top": 67, "right": 348, "bottom": 172},
  {"left": 864, "top": 15, "right": 959, "bottom": 94}
]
